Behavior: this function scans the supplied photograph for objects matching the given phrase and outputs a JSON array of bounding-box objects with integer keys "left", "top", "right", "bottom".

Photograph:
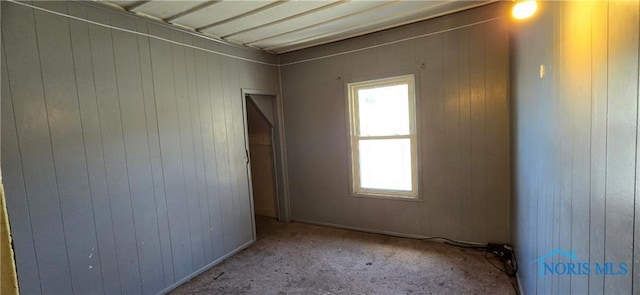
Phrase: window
[{"left": 347, "top": 75, "right": 418, "bottom": 198}]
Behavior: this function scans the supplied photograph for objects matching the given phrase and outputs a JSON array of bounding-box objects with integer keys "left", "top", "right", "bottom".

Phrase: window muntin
[{"left": 348, "top": 75, "right": 418, "bottom": 198}]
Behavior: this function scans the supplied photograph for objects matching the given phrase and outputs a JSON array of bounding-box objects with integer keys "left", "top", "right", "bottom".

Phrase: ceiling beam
[
  {"left": 270, "top": 1, "right": 495, "bottom": 53},
  {"left": 264, "top": 1, "right": 450, "bottom": 52},
  {"left": 197, "top": 0, "right": 288, "bottom": 32},
  {"left": 164, "top": 1, "right": 221, "bottom": 23},
  {"left": 124, "top": 0, "right": 149, "bottom": 11},
  {"left": 221, "top": 0, "right": 346, "bottom": 40},
  {"left": 245, "top": 0, "right": 398, "bottom": 46}
]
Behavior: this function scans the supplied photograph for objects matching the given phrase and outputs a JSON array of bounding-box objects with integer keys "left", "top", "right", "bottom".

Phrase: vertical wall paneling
[
  {"left": 87, "top": 7, "right": 143, "bottom": 293},
  {"left": 222, "top": 58, "right": 242, "bottom": 249},
  {"left": 33, "top": 2, "right": 104, "bottom": 293},
  {"left": 442, "top": 26, "right": 462, "bottom": 240},
  {"left": 170, "top": 28, "right": 204, "bottom": 272},
  {"left": 457, "top": 25, "right": 472, "bottom": 241},
  {"left": 67, "top": 3, "right": 122, "bottom": 293},
  {"left": 193, "top": 40, "right": 224, "bottom": 260},
  {"left": 207, "top": 51, "right": 232, "bottom": 256},
  {"left": 539, "top": 8, "right": 555, "bottom": 292},
  {"left": 540, "top": 9, "right": 555, "bottom": 293},
  {"left": 588, "top": 2, "right": 608, "bottom": 293},
  {"left": 484, "top": 19, "right": 510, "bottom": 243},
  {"left": 184, "top": 35, "right": 212, "bottom": 268},
  {"left": 1, "top": 33, "right": 42, "bottom": 295},
  {"left": 279, "top": 3, "right": 511, "bottom": 243},
  {"left": 2, "top": 2, "right": 74, "bottom": 293},
  {"left": 603, "top": 2, "right": 638, "bottom": 293},
  {"left": 512, "top": 1, "right": 640, "bottom": 294},
  {"left": 556, "top": 3, "right": 571, "bottom": 293},
  {"left": 232, "top": 61, "right": 254, "bottom": 245},
  {"left": 214, "top": 56, "right": 237, "bottom": 253},
  {"left": 1, "top": 1, "right": 279, "bottom": 293},
  {"left": 109, "top": 11, "right": 165, "bottom": 294},
  {"left": 635, "top": 2, "right": 640, "bottom": 288},
  {"left": 566, "top": 3, "right": 591, "bottom": 294},
  {"left": 468, "top": 22, "right": 488, "bottom": 242},
  {"left": 547, "top": 5, "right": 559, "bottom": 293},
  {"left": 148, "top": 23, "right": 192, "bottom": 281},
  {"left": 133, "top": 17, "right": 175, "bottom": 287},
  {"left": 422, "top": 32, "right": 445, "bottom": 238}
]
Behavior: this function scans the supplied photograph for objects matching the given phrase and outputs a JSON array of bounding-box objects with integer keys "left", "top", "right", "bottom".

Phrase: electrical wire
[
  {"left": 485, "top": 252, "right": 509, "bottom": 274},
  {"left": 418, "top": 236, "right": 488, "bottom": 248},
  {"left": 420, "top": 235, "right": 520, "bottom": 294},
  {"left": 484, "top": 252, "right": 519, "bottom": 294}
]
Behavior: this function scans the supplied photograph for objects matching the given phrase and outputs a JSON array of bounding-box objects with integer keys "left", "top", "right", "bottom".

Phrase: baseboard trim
[
  {"left": 295, "top": 218, "right": 521, "bottom": 293},
  {"left": 292, "top": 218, "right": 487, "bottom": 245},
  {"left": 156, "top": 239, "right": 255, "bottom": 295}
]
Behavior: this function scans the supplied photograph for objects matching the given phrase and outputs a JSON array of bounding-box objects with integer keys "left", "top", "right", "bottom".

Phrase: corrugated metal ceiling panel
[
  {"left": 262, "top": 1, "right": 491, "bottom": 52},
  {"left": 171, "top": 1, "right": 280, "bottom": 31},
  {"left": 201, "top": 1, "right": 339, "bottom": 38},
  {"left": 108, "top": 0, "right": 142, "bottom": 8},
  {"left": 251, "top": 1, "right": 440, "bottom": 49},
  {"left": 130, "top": 1, "right": 206, "bottom": 19},
  {"left": 100, "top": 0, "right": 493, "bottom": 53},
  {"left": 226, "top": 1, "right": 386, "bottom": 45}
]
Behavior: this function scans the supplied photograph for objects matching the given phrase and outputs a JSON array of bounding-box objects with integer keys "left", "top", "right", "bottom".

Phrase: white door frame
[{"left": 240, "top": 88, "right": 291, "bottom": 228}]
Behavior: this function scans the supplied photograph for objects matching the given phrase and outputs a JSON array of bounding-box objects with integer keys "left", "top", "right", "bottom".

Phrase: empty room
[{"left": 1, "top": 1, "right": 639, "bottom": 294}]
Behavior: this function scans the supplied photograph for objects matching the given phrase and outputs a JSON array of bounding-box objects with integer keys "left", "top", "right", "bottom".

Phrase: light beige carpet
[{"left": 171, "top": 216, "right": 516, "bottom": 295}]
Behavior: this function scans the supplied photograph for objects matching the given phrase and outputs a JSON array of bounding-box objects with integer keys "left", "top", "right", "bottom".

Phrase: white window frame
[{"left": 347, "top": 74, "right": 418, "bottom": 199}]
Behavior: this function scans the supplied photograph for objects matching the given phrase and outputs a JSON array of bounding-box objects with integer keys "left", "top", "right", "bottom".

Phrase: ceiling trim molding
[
  {"left": 88, "top": 0, "right": 252, "bottom": 50},
  {"left": 6, "top": 0, "right": 278, "bottom": 66},
  {"left": 279, "top": 16, "right": 503, "bottom": 66}
]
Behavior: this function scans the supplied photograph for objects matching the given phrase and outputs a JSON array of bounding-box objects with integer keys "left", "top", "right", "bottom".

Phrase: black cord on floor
[
  {"left": 484, "top": 252, "right": 517, "bottom": 276},
  {"left": 416, "top": 235, "right": 520, "bottom": 293},
  {"left": 418, "top": 236, "right": 487, "bottom": 248},
  {"left": 433, "top": 239, "right": 520, "bottom": 294},
  {"left": 484, "top": 250, "right": 520, "bottom": 295},
  {"left": 510, "top": 279, "right": 521, "bottom": 295}
]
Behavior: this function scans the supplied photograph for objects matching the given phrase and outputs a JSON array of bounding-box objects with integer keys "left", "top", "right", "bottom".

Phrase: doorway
[
  {"left": 246, "top": 98, "right": 277, "bottom": 218},
  {"left": 242, "top": 91, "right": 289, "bottom": 222}
]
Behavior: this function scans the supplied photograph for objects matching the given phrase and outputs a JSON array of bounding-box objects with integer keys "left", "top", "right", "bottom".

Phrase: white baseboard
[
  {"left": 292, "top": 218, "right": 487, "bottom": 245},
  {"left": 156, "top": 239, "right": 255, "bottom": 295}
]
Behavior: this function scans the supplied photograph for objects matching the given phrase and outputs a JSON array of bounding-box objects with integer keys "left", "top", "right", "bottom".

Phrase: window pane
[
  {"left": 358, "top": 84, "right": 410, "bottom": 136},
  {"left": 359, "top": 138, "right": 412, "bottom": 191}
]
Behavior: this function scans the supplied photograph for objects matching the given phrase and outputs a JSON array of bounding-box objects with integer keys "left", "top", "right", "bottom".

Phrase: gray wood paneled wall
[
  {"left": 279, "top": 3, "right": 511, "bottom": 243},
  {"left": 512, "top": 1, "right": 640, "bottom": 294},
  {"left": 1, "top": 1, "right": 279, "bottom": 294}
]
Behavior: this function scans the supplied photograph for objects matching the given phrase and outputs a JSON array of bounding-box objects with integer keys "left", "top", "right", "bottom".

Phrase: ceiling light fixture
[{"left": 512, "top": 0, "right": 537, "bottom": 20}]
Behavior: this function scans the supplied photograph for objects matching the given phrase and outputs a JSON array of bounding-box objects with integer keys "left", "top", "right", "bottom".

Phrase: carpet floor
[{"left": 170, "top": 216, "right": 517, "bottom": 294}]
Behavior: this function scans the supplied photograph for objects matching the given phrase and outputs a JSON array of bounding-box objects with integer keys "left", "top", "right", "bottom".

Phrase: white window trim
[{"left": 347, "top": 74, "right": 419, "bottom": 199}]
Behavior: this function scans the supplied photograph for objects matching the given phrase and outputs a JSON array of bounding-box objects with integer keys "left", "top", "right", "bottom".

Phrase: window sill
[{"left": 349, "top": 193, "right": 423, "bottom": 202}]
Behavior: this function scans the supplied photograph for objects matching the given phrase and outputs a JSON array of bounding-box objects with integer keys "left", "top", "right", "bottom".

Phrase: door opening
[
  {"left": 245, "top": 98, "right": 278, "bottom": 218},
  {"left": 242, "top": 90, "right": 289, "bottom": 224}
]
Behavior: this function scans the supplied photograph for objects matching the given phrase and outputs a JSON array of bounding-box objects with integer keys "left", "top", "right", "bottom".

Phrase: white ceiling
[{"left": 101, "top": 0, "right": 493, "bottom": 54}]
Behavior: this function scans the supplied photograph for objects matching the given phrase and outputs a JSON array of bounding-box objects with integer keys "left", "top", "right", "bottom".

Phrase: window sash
[
  {"left": 351, "top": 136, "right": 418, "bottom": 197},
  {"left": 348, "top": 75, "right": 418, "bottom": 198}
]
